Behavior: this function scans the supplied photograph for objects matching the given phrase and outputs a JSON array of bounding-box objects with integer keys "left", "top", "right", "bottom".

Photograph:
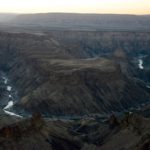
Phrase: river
[{"left": 0, "top": 71, "right": 23, "bottom": 118}]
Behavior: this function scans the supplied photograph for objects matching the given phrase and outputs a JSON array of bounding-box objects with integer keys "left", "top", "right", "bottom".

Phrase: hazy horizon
[
  {"left": 0, "top": 0, "right": 150, "bottom": 15},
  {"left": 0, "top": 12, "right": 150, "bottom": 16}
]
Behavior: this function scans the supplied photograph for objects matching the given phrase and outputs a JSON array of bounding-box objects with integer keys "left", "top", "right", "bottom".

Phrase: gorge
[
  {"left": 0, "top": 31, "right": 149, "bottom": 117},
  {"left": 0, "top": 13, "right": 150, "bottom": 150}
]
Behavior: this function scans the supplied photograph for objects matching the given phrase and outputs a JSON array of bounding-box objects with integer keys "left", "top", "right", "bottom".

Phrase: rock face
[
  {"left": 0, "top": 31, "right": 150, "bottom": 116},
  {"left": 0, "top": 112, "right": 149, "bottom": 150},
  {"left": 0, "top": 113, "right": 82, "bottom": 150},
  {"left": 99, "top": 114, "right": 150, "bottom": 150},
  {"left": 13, "top": 58, "right": 150, "bottom": 115}
]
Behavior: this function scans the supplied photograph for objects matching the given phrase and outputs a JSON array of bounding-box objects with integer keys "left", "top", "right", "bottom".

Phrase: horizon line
[{"left": 0, "top": 12, "right": 150, "bottom": 16}]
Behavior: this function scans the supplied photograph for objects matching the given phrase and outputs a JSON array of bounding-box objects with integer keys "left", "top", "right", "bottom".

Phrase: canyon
[
  {"left": 0, "top": 13, "right": 149, "bottom": 150},
  {"left": 0, "top": 31, "right": 150, "bottom": 117}
]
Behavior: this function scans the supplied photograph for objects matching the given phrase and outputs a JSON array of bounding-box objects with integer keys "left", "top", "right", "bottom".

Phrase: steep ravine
[{"left": 0, "top": 31, "right": 150, "bottom": 117}]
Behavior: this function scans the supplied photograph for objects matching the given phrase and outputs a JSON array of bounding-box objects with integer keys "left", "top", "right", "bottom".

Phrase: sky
[{"left": 0, "top": 0, "right": 150, "bottom": 14}]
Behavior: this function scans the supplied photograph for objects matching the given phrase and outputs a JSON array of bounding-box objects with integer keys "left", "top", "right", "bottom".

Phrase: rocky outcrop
[
  {"left": 0, "top": 114, "right": 82, "bottom": 150},
  {"left": 0, "top": 112, "right": 149, "bottom": 150}
]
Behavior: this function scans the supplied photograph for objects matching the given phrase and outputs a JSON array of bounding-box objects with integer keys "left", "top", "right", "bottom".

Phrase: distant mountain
[
  {"left": 0, "top": 13, "right": 18, "bottom": 23},
  {"left": 6, "top": 13, "right": 150, "bottom": 31}
]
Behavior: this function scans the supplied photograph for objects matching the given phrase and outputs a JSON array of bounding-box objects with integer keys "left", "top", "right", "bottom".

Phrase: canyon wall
[{"left": 0, "top": 31, "right": 149, "bottom": 116}]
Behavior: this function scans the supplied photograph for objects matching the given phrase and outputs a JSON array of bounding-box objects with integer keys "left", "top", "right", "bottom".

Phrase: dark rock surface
[{"left": 0, "top": 112, "right": 149, "bottom": 150}]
